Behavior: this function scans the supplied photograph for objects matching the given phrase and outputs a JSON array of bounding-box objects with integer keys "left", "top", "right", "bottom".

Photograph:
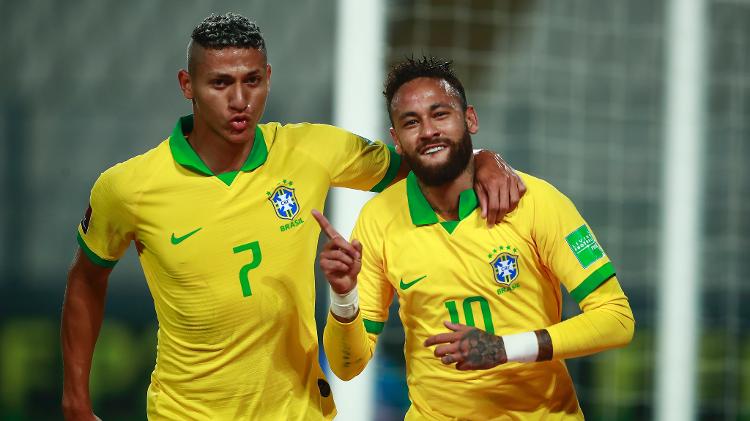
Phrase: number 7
[{"left": 233, "top": 241, "right": 262, "bottom": 297}]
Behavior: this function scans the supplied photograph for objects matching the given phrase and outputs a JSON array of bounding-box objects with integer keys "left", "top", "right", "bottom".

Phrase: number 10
[{"left": 444, "top": 296, "right": 495, "bottom": 334}]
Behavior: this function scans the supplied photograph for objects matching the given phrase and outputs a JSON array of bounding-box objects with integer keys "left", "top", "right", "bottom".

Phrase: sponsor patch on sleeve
[
  {"left": 80, "top": 205, "right": 92, "bottom": 233},
  {"left": 565, "top": 225, "right": 604, "bottom": 268}
]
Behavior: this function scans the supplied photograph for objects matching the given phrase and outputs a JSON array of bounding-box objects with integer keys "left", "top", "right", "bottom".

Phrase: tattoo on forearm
[
  {"left": 535, "top": 329, "right": 553, "bottom": 361},
  {"left": 459, "top": 329, "right": 508, "bottom": 368}
]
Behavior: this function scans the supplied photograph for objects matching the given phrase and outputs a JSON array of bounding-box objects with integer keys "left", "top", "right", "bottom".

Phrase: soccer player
[
  {"left": 319, "top": 57, "right": 635, "bottom": 420},
  {"left": 60, "top": 14, "right": 524, "bottom": 421}
]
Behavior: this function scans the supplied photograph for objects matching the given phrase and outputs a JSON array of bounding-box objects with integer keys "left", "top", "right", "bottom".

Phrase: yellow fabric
[
  {"left": 547, "top": 277, "right": 634, "bottom": 360},
  {"left": 77, "top": 120, "right": 395, "bottom": 420},
  {"left": 324, "top": 172, "right": 632, "bottom": 420}
]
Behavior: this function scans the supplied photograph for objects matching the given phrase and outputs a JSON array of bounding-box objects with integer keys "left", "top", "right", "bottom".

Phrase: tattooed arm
[
  {"left": 423, "top": 323, "right": 553, "bottom": 370},
  {"left": 424, "top": 277, "right": 633, "bottom": 370}
]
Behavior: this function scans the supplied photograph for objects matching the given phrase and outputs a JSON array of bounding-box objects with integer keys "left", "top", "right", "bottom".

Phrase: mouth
[
  {"left": 419, "top": 143, "right": 449, "bottom": 156},
  {"left": 229, "top": 116, "right": 250, "bottom": 132}
]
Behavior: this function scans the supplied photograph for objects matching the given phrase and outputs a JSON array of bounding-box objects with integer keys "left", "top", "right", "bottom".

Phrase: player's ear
[
  {"left": 178, "top": 69, "right": 193, "bottom": 100},
  {"left": 389, "top": 127, "right": 402, "bottom": 154},
  {"left": 465, "top": 105, "right": 479, "bottom": 134},
  {"left": 265, "top": 64, "right": 272, "bottom": 91}
]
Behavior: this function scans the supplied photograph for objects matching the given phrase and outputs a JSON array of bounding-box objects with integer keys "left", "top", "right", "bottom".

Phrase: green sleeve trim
[
  {"left": 76, "top": 232, "right": 118, "bottom": 268},
  {"left": 363, "top": 319, "right": 385, "bottom": 335},
  {"left": 570, "top": 262, "right": 615, "bottom": 303},
  {"left": 370, "top": 145, "right": 402, "bottom": 193}
]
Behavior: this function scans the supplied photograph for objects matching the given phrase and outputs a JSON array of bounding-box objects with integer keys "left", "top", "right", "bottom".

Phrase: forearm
[
  {"left": 323, "top": 311, "right": 377, "bottom": 380},
  {"left": 546, "top": 295, "right": 634, "bottom": 360},
  {"left": 547, "top": 277, "right": 634, "bottom": 360},
  {"left": 494, "top": 279, "right": 633, "bottom": 364},
  {"left": 61, "top": 271, "right": 108, "bottom": 412}
]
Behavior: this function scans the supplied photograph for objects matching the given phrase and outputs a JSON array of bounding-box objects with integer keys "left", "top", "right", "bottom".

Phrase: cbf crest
[
  {"left": 488, "top": 245, "right": 520, "bottom": 286},
  {"left": 267, "top": 180, "right": 300, "bottom": 220}
]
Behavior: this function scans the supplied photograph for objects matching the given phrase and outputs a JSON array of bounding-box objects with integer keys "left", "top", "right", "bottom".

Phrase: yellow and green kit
[
  {"left": 324, "top": 172, "right": 633, "bottom": 421},
  {"left": 77, "top": 115, "right": 400, "bottom": 420}
]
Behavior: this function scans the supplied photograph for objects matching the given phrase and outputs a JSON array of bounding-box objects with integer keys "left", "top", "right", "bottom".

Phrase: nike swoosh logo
[
  {"left": 171, "top": 227, "right": 202, "bottom": 245},
  {"left": 399, "top": 275, "right": 428, "bottom": 290}
]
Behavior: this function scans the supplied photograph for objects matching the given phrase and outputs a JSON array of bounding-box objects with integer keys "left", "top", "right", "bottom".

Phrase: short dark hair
[
  {"left": 383, "top": 56, "right": 467, "bottom": 119},
  {"left": 188, "top": 13, "right": 267, "bottom": 70}
]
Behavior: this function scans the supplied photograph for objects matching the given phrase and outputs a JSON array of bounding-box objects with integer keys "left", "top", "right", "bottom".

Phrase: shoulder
[
  {"left": 260, "top": 122, "right": 353, "bottom": 143},
  {"left": 517, "top": 171, "right": 570, "bottom": 205},
  {"left": 358, "top": 180, "right": 408, "bottom": 229},
  {"left": 95, "top": 140, "right": 169, "bottom": 198}
]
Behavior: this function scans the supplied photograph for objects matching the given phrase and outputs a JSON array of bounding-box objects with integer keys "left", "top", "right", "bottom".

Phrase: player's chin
[
  {"left": 415, "top": 157, "right": 452, "bottom": 175},
  {"left": 224, "top": 129, "right": 253, "bottom": 144}
]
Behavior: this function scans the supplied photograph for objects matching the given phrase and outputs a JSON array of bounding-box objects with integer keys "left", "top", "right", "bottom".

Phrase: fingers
[
  {"left": 443, "top": 321, "right": 472, "bottom": 331},
  {"left": 312, "top": 209, "right": 361, "bottom": 260},
  {"left": 311, "top": 209, "right": 342, "bottom": 241},
  {"left": 433, "top": 342, "right": 458, "bottom": 358},
  {"left": 323, "top": 236, "right": 361, "bottom": 261},
  {"left": 475, "top": 182, "right": 488, "bottom": 219},
  {"left": 455, "top": 360, "right": 471, "bottom": 370},
  {"left": 496, "top": 174, "right": 511, "bottom": 224},
  {"left": 319, "top": 257, "right": 351, "bottom": 274},
  {"left": 424, "top": 331, "right": 460, "bottom": 347},
  {"left": 515, "top": 170, "right": 527, "bottom": 195},
  {"left": 352, "top": 239, "right": 363, "bottom": 255},
  {"left": 509, "top": 177, "right": 520, "bottom": 211},
  {"left": 440, "top": 353, "right": 462, "bottom": 365},
  {"left": 321, "top": 249, "right": 355, "bottom": 266},
  {"left": 485, "top": 182, "right": 501, "bottom": 226}
]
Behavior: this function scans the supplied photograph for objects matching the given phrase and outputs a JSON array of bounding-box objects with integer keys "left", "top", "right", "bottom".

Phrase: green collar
[
  {"left": 169, "top": 115, "right": 268, "bottom": 185},
  {"left": 406, "top": 172, "right": 478, "bottom": 229}
]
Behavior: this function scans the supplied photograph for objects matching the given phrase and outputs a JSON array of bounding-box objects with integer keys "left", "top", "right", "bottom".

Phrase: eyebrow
[
  {"left": 206, "top": 68, "right": 263, "bottom": 78},
  {"left": 396, "top": 102, "right": 452, "bottom": 120}
]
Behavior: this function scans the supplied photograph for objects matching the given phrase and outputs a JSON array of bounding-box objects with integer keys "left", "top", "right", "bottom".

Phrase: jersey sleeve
[
  {"left": 530, "top": 178, "right": 616, "bottom": 303},
  {"left": 323, "top": 203, "right": 395, "bottom": 380},
  {"left": 351, "top": 204, "right": 395, "bottom": 333},
  {"left": 545, "top": 276, "right": 635, "bottom": 359},
  {"left": 76, "top": 166, "right": 135, "bottom": 267},
  {"left": 303, "top": 124, "right": 401, "bottom": 192}
]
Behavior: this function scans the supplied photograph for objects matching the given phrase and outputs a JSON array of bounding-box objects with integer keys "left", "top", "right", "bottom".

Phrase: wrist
[
  {"left": 62, "top": 400, "right": 93, "bottom": 419},
  {"left": 501, "top": 331, "right": 539, "bottom": 363},
  {"left": 330, "top": 285, "right": 359, "bottom": 320}
]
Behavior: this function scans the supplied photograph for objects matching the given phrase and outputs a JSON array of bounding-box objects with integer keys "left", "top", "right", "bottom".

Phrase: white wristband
[
  {"left": 330, "top": 286, "right": 359, "bottom": 319},
  {"left": 502, "top": 331, "right": 539, "bottom": 363}
]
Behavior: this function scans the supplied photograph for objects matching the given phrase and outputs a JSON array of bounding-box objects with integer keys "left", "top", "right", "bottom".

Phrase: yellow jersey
[
  {"left": 325, "top": 172, "right": 624, "bottom": 421},
  {"left": 76, "top": 115, "right": 400, "bottom": 420}
]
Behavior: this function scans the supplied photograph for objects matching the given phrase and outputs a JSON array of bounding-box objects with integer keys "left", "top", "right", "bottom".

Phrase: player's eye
[
  {"left": 246, "top": 76, "right": 261, "bottom": 86},
  {"left": 212, "top": 79, "right": 229, "bottom": 88},
  {"left": 402, "top": 119, "right": 418, "bottom": 128}
]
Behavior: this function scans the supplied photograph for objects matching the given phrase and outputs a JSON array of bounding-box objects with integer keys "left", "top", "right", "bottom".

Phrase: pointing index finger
[{"left": 311, "top": 209, "right": 341, "bottom": 240}]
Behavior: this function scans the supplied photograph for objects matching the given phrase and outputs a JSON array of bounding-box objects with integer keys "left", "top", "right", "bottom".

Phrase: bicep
[{"left": 67, "top": 248, "right": 113, "bottom": 289}]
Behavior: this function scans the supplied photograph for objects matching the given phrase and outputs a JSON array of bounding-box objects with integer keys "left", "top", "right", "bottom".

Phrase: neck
[
  {"left": 418, "top": 158, "right": 474, "bottom": 221},
  {"left": 187, "top": 114, "right": 255, "bottom": 174}
]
